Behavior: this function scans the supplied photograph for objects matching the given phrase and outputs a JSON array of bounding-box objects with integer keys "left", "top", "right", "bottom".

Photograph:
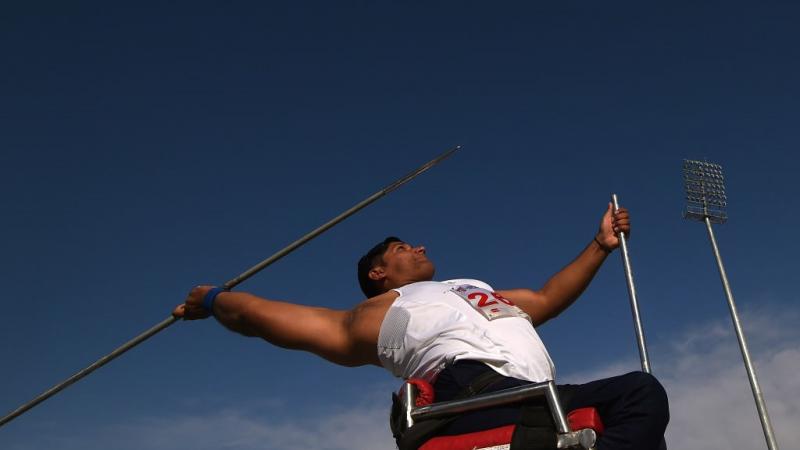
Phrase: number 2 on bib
[{"left": 451, "top": 285, "right": 530, "bottom": 322}]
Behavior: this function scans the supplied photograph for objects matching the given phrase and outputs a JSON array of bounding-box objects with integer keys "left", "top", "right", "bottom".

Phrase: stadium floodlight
[
  {"left": 682, "top": 159, "right": 779, "bottom": 450},
  {"left": 683, "top": 160, "right": 728, "bottom": 224}
]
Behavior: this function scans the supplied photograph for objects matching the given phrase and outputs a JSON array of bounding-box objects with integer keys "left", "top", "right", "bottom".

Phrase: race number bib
[{"left": 450, "top": 285, "right": 531, "bottom": 322}]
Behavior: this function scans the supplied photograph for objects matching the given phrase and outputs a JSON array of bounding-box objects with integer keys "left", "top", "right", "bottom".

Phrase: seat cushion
[
  {"left": 405, "top": 378, "right": 604, "bottom": 450},
  {"left": 420, "top": 424, "right": 515, "bottom": 450},
  {"left": 417, "top": 408, "right": 604, "bottom": 450}
]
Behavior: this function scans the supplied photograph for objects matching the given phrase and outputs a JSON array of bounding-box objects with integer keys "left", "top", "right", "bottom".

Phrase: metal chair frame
[{"left": 399, "top": 379, "right": 597, "bottom": 449}]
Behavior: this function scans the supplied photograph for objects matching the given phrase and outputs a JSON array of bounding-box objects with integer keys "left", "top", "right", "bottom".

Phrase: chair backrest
[{"left": 400, "top": 378, "right": 571, "bottom": 433}]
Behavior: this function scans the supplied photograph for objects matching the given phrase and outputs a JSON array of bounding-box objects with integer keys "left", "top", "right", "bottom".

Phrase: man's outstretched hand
[
  {"left": 172, "top": 285, "right": 215, "bottom": 320},
  {"left": 595, "top": 203, "right": 631, "bottom": 252}
]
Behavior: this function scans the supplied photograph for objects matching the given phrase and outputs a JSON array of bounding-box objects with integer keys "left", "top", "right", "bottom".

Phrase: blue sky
[{"left": 1, "top": 2, "right": 798, "bottom": 449}]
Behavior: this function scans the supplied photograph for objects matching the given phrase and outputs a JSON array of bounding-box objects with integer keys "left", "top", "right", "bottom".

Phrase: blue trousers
[{"left": 433, "top": 361, "right": 669, "bottom": 450}]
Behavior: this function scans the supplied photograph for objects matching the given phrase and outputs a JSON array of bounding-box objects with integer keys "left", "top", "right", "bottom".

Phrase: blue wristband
[{"left": 203, "top": 287, "right": 229, "bottom": 314}]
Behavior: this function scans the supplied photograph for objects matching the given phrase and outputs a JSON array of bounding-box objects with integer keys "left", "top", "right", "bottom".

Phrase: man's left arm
[{"left": 496, "top": 203, "right": 630, "bottom": 327}]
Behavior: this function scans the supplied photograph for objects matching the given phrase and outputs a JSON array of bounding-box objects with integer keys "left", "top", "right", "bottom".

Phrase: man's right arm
[{"left": 173, "top": 286, "right": 382, "bottom": 367}]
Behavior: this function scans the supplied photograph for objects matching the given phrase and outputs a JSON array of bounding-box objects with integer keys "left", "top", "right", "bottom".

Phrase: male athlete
[{"left": 174, "top": 203, "right": 669, "bottom": 450}]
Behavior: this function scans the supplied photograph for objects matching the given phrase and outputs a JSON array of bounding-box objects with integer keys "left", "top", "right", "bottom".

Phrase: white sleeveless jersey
[{"left": 377, "top": 279, "right": 555, "bottom": 383}]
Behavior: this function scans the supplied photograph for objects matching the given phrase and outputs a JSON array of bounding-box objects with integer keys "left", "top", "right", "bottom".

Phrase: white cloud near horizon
[
  {"left": 7, "top": 306, "right": 799, "bottom": 450},
  {"left": 663, "top": 311, "right": 800, "bottom": 450},
  {"left": 565, "top": 306, "right": 800, "bottom": 450}
]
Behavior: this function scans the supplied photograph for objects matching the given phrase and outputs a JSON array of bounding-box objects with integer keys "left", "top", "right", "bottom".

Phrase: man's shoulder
[
  {"left": 357, "top": 290, "right": 399, "bottom": 310},
  {"left": 347, "top": 291, "right": 399, "bottom": 345}
]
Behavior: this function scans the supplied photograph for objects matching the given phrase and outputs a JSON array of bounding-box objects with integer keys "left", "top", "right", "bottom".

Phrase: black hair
[{"left": 357, "top": 236, "right": 403, "bottom": 298}]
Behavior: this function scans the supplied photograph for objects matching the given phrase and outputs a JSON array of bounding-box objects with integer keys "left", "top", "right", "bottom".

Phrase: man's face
[{"left": 373, "top": 241, "right": 435, "bottom": 289}]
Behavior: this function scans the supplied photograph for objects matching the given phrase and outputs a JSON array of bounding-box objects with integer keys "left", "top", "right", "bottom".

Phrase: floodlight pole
[
  {"left": 611, "top": 193, "right": 651, "bottom": 374},
  {"left": 683, "top": 160, "right": 778, "bottom": 450},
  {"left": 703, "top": 217, "right": 778, "bottom": 450}
]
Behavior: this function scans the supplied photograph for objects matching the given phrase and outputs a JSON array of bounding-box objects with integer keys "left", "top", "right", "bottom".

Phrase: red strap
[
  {"left": 567, "top": 407, "right": 605, "bottom": 435},
  {"left": 407, "top": 378, "right": 435, "bottom": 406},
  {"left": 420, "top": 425, "right": 515, "bottom": 450}
]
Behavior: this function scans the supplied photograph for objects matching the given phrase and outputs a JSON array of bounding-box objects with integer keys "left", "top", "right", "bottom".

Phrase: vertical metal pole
[
  {"left": 704, "top": 217, "right": 779, "bottom": 450},
  {"left": 403, "top": 382, "right": 417, "bottom": 429},
  {"left": 545, "top": 381, "right": 572, "bottom": 434},
  {"left": 611, "top": 194, "right": 651, "bottom": 374}
]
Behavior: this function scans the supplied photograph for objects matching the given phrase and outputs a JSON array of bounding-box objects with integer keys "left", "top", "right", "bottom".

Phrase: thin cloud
[
  {"left": 3, "top": 391, "right": 396, "bottom": 450},
  {"left": 566, "top": 306, "right": 800, "bottom": 450},
  {"left": 8, "top": 308, "right": 797, "bottom": 450},
  {"left": 662, "top": 313, "right": 800, "bottom": 450}
]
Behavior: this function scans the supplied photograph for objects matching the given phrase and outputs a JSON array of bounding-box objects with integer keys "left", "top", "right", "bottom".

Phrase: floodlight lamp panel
[{"left": 682, "top": 159, "right": 729, "bottom": 223}]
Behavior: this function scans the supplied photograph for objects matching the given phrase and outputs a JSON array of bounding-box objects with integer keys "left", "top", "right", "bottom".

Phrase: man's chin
[{"left": 423, "top": 262, "right": 435, "bottom": 280}]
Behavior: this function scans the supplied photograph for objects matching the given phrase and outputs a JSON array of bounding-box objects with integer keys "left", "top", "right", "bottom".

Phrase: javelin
[{"left": 0, "top": 145, "right": 461, "bottom": 428}]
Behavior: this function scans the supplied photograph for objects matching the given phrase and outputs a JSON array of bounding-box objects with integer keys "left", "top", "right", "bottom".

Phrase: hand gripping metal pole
[
  {"left": 0, "top": 145, "right": 461, "bottom": 429},
  {"left": 611, "top": 194, "right": 651, "bottom": 374}
]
